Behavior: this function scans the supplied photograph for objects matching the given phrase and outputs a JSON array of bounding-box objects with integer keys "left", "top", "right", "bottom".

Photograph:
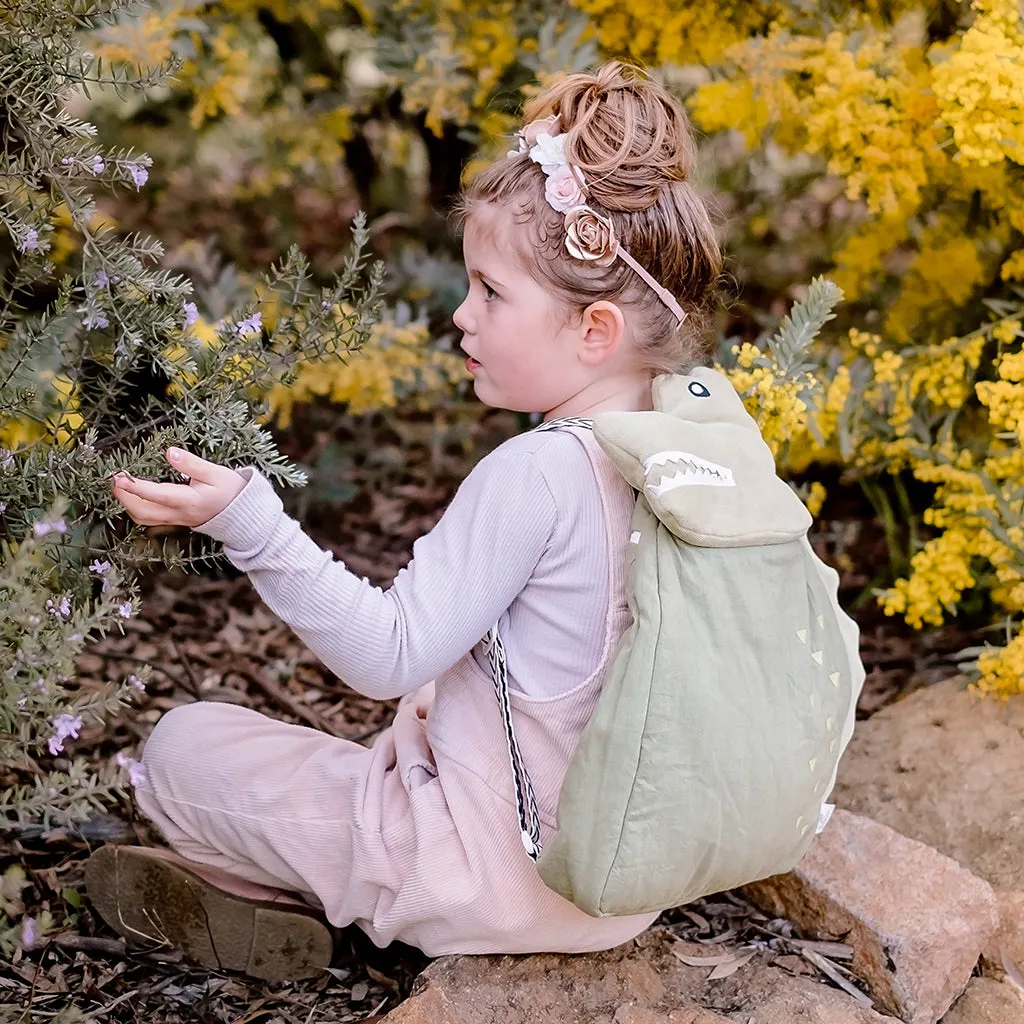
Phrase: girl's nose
[{"left": 452, "top": 295, "right": 474, "bottom": 335}]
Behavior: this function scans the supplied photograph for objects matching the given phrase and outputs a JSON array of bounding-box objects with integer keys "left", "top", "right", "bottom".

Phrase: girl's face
[{"left": 452, "top": 211, "right": 595, "bottom": 416}]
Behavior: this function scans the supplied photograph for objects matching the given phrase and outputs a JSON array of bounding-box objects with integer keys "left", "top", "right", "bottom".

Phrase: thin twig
[{"left": 168, "top": 635, "right": 203, "bottom": 700}]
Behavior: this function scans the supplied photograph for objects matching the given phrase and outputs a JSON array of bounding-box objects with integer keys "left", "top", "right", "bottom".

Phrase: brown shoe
[{"left": 85, "top": 845, "right": 334, "bottom": 981}]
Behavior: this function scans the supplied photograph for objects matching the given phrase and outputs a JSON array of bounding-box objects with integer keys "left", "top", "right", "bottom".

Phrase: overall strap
[{"left": 483, "top": 417, "right": 594, "bottom": 861}]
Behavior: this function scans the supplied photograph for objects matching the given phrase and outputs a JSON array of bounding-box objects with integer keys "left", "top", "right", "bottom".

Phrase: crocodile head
[{"left": 592, "top": 367, "right": 811, "bottom": 546}]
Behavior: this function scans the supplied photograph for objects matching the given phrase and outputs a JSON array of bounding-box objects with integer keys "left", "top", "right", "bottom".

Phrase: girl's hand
[{"left": 111, "top": 448, "right": 247, "bottom": 528}]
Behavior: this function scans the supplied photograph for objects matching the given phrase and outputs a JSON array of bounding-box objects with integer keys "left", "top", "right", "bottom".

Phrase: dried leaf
[
  {"left": 682, "top": 910, "right": 710, "bottom": 932},
  {"left": 787, "top": 938, "right": 854, "bottom": 960},
  {"left": 672, "top": 948, "right": 743, "bottom": 967},
  {"left": 707, "top": 950, "right": 757, "bottom": 980}
]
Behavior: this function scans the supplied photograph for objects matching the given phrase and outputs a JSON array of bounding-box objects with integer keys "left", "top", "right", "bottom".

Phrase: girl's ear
[{"left": 578, "top": 300, "right": 626, "bottom": 366}]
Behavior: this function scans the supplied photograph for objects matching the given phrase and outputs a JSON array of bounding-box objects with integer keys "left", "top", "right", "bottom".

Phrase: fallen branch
[{"left": 52, "top": 932, "right": 126, "bottom": 956}]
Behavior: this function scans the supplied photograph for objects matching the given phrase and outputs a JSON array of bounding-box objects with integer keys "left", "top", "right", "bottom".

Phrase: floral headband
[{"left": 508, "top": 114, "right": 687, "bottom": 324}]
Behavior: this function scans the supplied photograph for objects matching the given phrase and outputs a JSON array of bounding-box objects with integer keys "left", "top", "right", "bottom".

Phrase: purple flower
[
  {"left": 1, "top": 448, "right": 14, "bottom": 469},
  {"left": 48, "top": 714, "right": 82, "bottom": 756},
  {"left": 46, "top": 595, "right": 72, "bottom": 618},
  {"left": 183, "top": 301, "right": 199, "bottom": 327},
  {"left": 91, "top": 156, "right": 105, "bottom": 175},
  {"left": 127, "top": 163, "right": 149, "bottom": 189},
  {"left": 93, "top": 270, "right": 110, "bottom": 288},
  {"left": 20, "top": 229, "right": 39, "bottom": 252},
  {"left": 88, "top": 559, "right": 111, "bottom": 574},
  {"left": 118, "top": 602, "right": 133, "bottom": 619},
  {"left": 33, "top": 518, "right": 67, "bottom": 538},
  {"left": 61, "top": 156, "right": 73, "bottom": 166},
  {"left": 115, "top": 752, "right": 147, "bottom": 788},
  {"left": 82, "top": 312, "right": 110, "bottom": 330},
  {"left": 128, "top": 674, "right": 145, "bottom": 692},
  {"left": 235, "top": 311, "right": 262, "bottom": 337},
  {"left": 21, "top": 916, "right": 37, "bottom": 949},
  {"left": 16, "top": 695, "right": 27, "bottom": 708},
  {"left": 0, "top": 502, "right": 7, "bottom": 514}
]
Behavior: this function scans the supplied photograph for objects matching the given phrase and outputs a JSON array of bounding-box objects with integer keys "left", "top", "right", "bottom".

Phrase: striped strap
[
  {"left": 485, "top": 416, "right": 594, "bottom": 860},
  {"left": 483, "top": 625, "right": 543, "bottom": 859}
]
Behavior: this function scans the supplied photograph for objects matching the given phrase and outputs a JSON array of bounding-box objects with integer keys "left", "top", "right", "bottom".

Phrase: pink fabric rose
[
  {"left": 545, "top": 166, "right": 587, "bottom": 213},
  {"left": 564, "top": 206, "right": 618, "bottom": 267}
]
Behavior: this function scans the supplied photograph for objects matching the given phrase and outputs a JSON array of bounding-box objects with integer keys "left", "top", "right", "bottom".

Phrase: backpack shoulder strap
[{"left": 484, "top": 416, "right": 601, "bottom": 861}]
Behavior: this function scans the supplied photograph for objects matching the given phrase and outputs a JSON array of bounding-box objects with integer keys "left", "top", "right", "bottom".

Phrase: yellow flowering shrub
[
  {"left": 161, "top": 301, "right": 466, "bottom": 425},
  {"left": 720, "top": 340, "right": 811, "bottom": 459},
  {"left": 85, "top": 0, "right": 1024, "bottom": 695},
  {"left": 685, "top": 0, "right": 1024, "bottom": 696},
  {"left": 267, "top": 316, "right": 466, "bottom": 426},
  {"left": 570, "top": 0, "right": 774, "bottom": 68},
  {"left": 932, "top": 0, "right": 1024, "bottom": 167}
]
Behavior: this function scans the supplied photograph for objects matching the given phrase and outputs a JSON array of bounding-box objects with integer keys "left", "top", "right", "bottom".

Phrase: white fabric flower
[
  {"left": 529, "top": 132, "right": 568, "bottom": 176},
  {"left": 545, "top": 165, "right": 587, "bottom": 213}
]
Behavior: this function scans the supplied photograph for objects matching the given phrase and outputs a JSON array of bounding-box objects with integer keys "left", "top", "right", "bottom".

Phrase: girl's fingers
[
  {"left": 113, "top": 474, "right": 192, "bottom": 508},
  {"left": 113, "top": 487, "right": 183, "bottom": 526},
  {"left": 166, "top": 447, "right": 221, "bottom": 482}
]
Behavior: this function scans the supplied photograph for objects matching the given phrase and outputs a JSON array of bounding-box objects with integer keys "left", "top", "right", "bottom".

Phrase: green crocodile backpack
[{"left": 487, "top": 367, "right": 864, "bottom": 918}]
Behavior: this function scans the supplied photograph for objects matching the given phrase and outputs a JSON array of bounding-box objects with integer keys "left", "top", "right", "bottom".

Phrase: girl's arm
[{"left": 190, "top": 447, "right": 557, "bottom": 699}]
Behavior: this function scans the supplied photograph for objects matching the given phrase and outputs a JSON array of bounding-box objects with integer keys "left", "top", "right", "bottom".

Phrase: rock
[
  {"left": 742, "top": 808, "right": 999, "bottom": 1024},
  {"left": 380, "top": 928, "right": 900, "bottom": 1024},
  {"left": 834, "top": 679, "right": 1024, "bottom": 890},
  {"left": 989, "top": 889, "right": 1024, "bottom": 974},
  {"left": 833, "top": 678, "right": 1024, "bottom": 971},
  {"left": 940, "top": 977, "right": 1024, "bottom": 1023}
]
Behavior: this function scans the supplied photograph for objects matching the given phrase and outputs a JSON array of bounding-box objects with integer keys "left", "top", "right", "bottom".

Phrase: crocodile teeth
[{"left": 642, "top": 450, "right": 735, "bottom": 496}]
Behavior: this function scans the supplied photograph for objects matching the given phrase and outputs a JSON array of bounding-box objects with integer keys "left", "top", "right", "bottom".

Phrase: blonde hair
[{"left": 451, "top": 61, "right": 722, "bottom": 375}]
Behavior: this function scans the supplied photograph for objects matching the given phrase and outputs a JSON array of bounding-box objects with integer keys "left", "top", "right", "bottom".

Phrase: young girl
[{"left": 87, "top": 61, "right": 724, "bottom": 979}]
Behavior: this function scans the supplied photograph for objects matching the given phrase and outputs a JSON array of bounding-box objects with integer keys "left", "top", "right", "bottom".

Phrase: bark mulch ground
[{"left": 1, "top": 407, "right": 978, "bottom": 1024}]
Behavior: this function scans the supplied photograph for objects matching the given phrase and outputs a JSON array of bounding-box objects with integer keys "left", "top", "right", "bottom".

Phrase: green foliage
[
  {"left": 0, "top": 0, "right": 386, "bottom": 855},
  {"left": 767, "top": 277, "right": 844, "bottom": 380}
]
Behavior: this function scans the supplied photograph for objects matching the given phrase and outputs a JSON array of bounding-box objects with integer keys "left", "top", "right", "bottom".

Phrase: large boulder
[
  {"left": 743, "top": 808, "right": 999, "bottom": 1024},
  {"left": 833, "top": 678, "right": 1024, "bottom": 969}
]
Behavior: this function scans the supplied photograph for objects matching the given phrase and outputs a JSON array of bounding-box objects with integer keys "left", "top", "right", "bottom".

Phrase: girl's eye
[{"left": 482, "top": 281, "right": 497, "bottom": 301}]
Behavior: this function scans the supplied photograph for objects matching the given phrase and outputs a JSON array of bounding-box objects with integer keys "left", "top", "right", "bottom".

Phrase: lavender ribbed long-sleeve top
[{"left": 196, "top": 429, "right": 611, "bottom": 699}]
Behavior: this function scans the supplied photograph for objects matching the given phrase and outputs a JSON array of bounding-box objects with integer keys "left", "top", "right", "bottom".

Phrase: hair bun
[{"left": 520, "top": 61, "right": 696, "bottom": 212}]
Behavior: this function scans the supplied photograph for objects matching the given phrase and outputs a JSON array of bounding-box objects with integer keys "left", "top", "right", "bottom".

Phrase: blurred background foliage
[{"left": 6, "top": 0, "right": 1024, "bottom": 695}]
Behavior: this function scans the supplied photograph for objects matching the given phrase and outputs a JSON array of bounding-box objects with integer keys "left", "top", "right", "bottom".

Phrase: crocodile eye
[{"left": 688, "top": 381, "right": 711, "bottom": 398}]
